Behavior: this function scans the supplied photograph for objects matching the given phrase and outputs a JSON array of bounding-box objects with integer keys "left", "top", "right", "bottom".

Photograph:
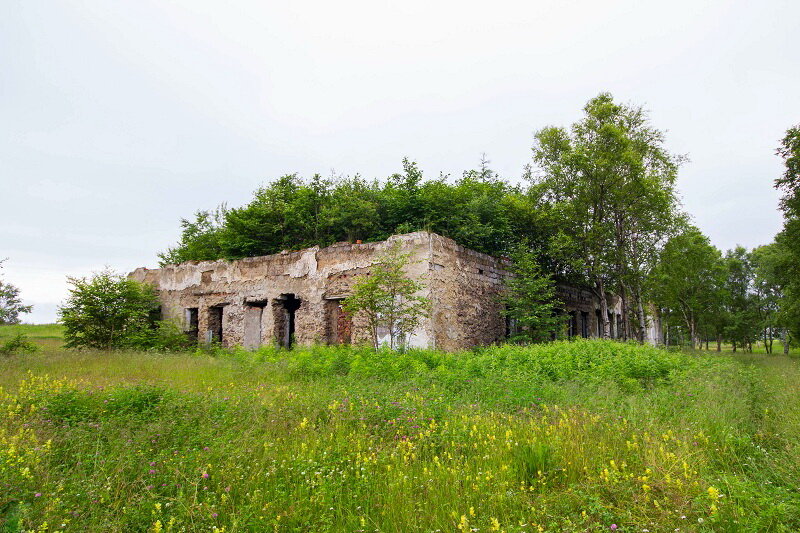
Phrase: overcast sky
[{"left": 2, "top": 0, "right": 798, "bottom": 323}]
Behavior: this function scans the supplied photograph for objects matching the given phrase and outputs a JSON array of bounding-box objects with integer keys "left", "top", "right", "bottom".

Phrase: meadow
[{"left": 1, "top": 325, "right": 799, "bottom": 532}]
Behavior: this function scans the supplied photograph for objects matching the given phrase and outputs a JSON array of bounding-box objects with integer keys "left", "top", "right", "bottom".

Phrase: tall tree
[
  {"left": 751, "top": 243, "right": 785, "bottom": 354},
  {"left": 774, "top": 125, "right": 800, "bottom": 347},
  {"left": 532, "top": 93, "right": 682, "bottom": 339},
  {"left": 501, "top": 245, "right": 564, "bottom": 343},
  {"left": 723, "top": 247, "right": 759, "bottom": 352},
  {"left": 649, "top": 227, "right": 725, "bottom": 349}
]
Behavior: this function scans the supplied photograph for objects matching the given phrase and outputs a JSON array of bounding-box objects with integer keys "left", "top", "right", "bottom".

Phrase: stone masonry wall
[
  {"left": 129, "top": 231, "right": 659, "bottom": 350},
  {"left": 130, "top": 233, "right": 442, "bottom": 350}
]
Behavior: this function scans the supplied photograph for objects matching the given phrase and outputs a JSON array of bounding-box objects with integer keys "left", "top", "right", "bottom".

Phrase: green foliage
[
  {"left": 342, "top": 241, "right": 430, "bottom": 350},
  {"left": 502, "top": 245, "right": 564, "bottom": 343},
  {"left": 0, "top": 333, "right": 38, "bottom": 356},
  {"left": 650, "top": 227, "right": 725, "bottom": 348},
  {"left": 58, "top": 270, "right": 166, "bottom": 350},
  {"left": 532, "top": 93, "right": 683, "bottom": 339},
  {"left": 157, "top": 207, "right": 227, "bottom": 265},
  {"left": 246, "top": 338, "right": 688, "bottom": 391},
  {"left": 776, "top": 125, "right": 800, "bottom": 217},
  {"left": 0, "top": 259, "right": 33, "bottom": 325},
  {"left": 124, "top": 319, "right": 196, "bottom": 352},
  {"left": 774, "top": 125, "right": 800, "bottom": 343},
  {"left": 4, "top": 339, "right": 800, "bottom": 531},
  {"left": 722, "top": 246, "right": 761, "bottom": 350},
  {"left": 157, "top": 158, "right": 532, "bottom": 265}
]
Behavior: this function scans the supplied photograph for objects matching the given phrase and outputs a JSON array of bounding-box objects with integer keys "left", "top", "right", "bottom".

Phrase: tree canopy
[
  {"left": 155, "top": 96, "right": 799, "bottom": 348},
  {"left": 0, "top": 259, "right": 32, "bottom": 325},
  {"left": 531, "top": 93, "right": 683, "bottom": 340},
  {"left": 159, "top": 159, "right": 525, "bottom": 265},
  {"left": 59, "top": 270, "right": 190, "bottom": 351},
  {"left": 773, "top": 125, "right": 800, "bottom": 343}
]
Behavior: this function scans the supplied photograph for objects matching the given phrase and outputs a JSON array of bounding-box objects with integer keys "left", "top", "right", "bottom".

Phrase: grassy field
[{"left": 1, "top": 325, "right": 799, "bottom": 532}]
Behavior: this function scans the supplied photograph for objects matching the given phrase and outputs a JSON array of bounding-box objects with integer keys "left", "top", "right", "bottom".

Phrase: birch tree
[{"left": 532, "top": 93, "right": 682, "bottom": 339}]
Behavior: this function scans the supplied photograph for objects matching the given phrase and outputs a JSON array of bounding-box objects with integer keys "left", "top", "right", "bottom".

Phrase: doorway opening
[
  {"left": 244, "top": 300, "right": 267, "bottom": 350},
  {"left": 208, "top": 306, "right": 224, "bottom": 344},
  {"left": 580, "top": 311, "right": 589, "bottom": 338},
  {"left": 274, "top": 294, "right": 301, "bottom": 348},
  {"left": 185, "top": 308, "right": 199, "bottom": 342},
  {"left": 325, "top": 299, "right": 351, "bottom": 345},
  {"left": 568, "top": 311, "right": 577, "bottom": 338}
]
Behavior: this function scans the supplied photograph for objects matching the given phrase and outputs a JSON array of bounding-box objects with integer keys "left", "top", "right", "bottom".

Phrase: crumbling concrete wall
[
  {"left": 130, "top": 231, "right": 660, "bottom": 351},
  {"left": 425, "top": 235, "right": 511, "bottom": 351},
  {"left": 130, "top": 233, "right": 446, "bottom": 350}
]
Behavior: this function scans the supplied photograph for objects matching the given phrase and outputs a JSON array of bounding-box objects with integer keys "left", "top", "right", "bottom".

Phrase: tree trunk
[
  {"left": 679, "top": 305, "right": 694, "bottom": 349},
  {"left": 635, "top": 286, "right": 647, "bottom": 344},
  {"left": 619, "top": 283, "right": 630, "bottom": 341},
  {"left": 596, "top": 278, "right": 611, "bottom": 339},
  {"left": 784, "top": 329, "right": 790, "bottom": 355},
  {"left": 732, "top": 340, "right": 737, "bottom": 353},
  {"left": 370, "top": 319, "right": 379, "bottom": 352},
  {"left": 716, "top": 334, "right": 722, "bottom": 352}
]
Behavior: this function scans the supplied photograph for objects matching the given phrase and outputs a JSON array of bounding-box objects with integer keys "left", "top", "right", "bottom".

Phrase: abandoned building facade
[{"left": 130, "top": 231, "right": 661, "bottom": 351}]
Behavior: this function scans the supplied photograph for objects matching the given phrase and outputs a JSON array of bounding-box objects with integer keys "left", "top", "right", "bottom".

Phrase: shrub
[
  {"left": 59, "top": 269, "right": 168, "bottom": 350},
  {"left": 124, "top": 319, "right": 195, "bottom": 352},
  {"left": 0, "top": 333, "right": 38, "bottom": 355}
]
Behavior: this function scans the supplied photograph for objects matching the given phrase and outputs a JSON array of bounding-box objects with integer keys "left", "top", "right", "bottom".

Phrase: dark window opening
[
  {"left": 208, "top": 306, "right": 223, "bottom": 344},
  {"left": 568, "top": 311, "right": 577, "bottom": 338},
  {"left": 608, "top": 311, "right": 615, "bottom": 339},
  {"left": 185, "top": 308, "right": 199, "bottom": 342},
  {"left": 274, "top": 294, "right": 301, "bottom": 349},
  {"left": 580, "top": 311, "right": 589, "bottom": 338}
]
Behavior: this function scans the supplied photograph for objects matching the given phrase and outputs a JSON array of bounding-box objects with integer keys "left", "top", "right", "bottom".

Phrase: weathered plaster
[{"left": 130, "top": 231, "right": 660, "bottom": 350}]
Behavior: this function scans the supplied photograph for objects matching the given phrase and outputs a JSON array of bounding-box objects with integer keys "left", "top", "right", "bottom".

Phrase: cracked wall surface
[
  {"left": 130, "top": 231, "right": 660, "bottom": 350},
  {"left": 130, "top": 232, "right": 510, "bottom": 351}
]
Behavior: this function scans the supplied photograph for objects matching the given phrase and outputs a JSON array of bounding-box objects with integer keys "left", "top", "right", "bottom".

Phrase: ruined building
[{"left": 130, "top": 231, "right": 661, "bottom": 351}]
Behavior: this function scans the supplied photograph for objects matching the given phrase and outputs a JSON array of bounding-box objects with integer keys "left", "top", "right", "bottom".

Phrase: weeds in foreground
[{"left": 0, "top": 337, "right": 799, "bottom": 531}]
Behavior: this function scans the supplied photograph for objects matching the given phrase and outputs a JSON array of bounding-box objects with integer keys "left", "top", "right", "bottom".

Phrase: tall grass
[{"left": 1, "top": 328, "right": 799, "bottom": 531}]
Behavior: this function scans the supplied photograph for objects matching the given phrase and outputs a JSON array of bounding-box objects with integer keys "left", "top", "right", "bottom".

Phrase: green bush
[
  {"left": 59, "top": 269, "right": 183, "bottom": 351},
  {"left": 124, "top": 319, "right": 195, "bottom": 352},
  {"left": 0, "top": 333, "right": 38, "bottom": 355}
]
